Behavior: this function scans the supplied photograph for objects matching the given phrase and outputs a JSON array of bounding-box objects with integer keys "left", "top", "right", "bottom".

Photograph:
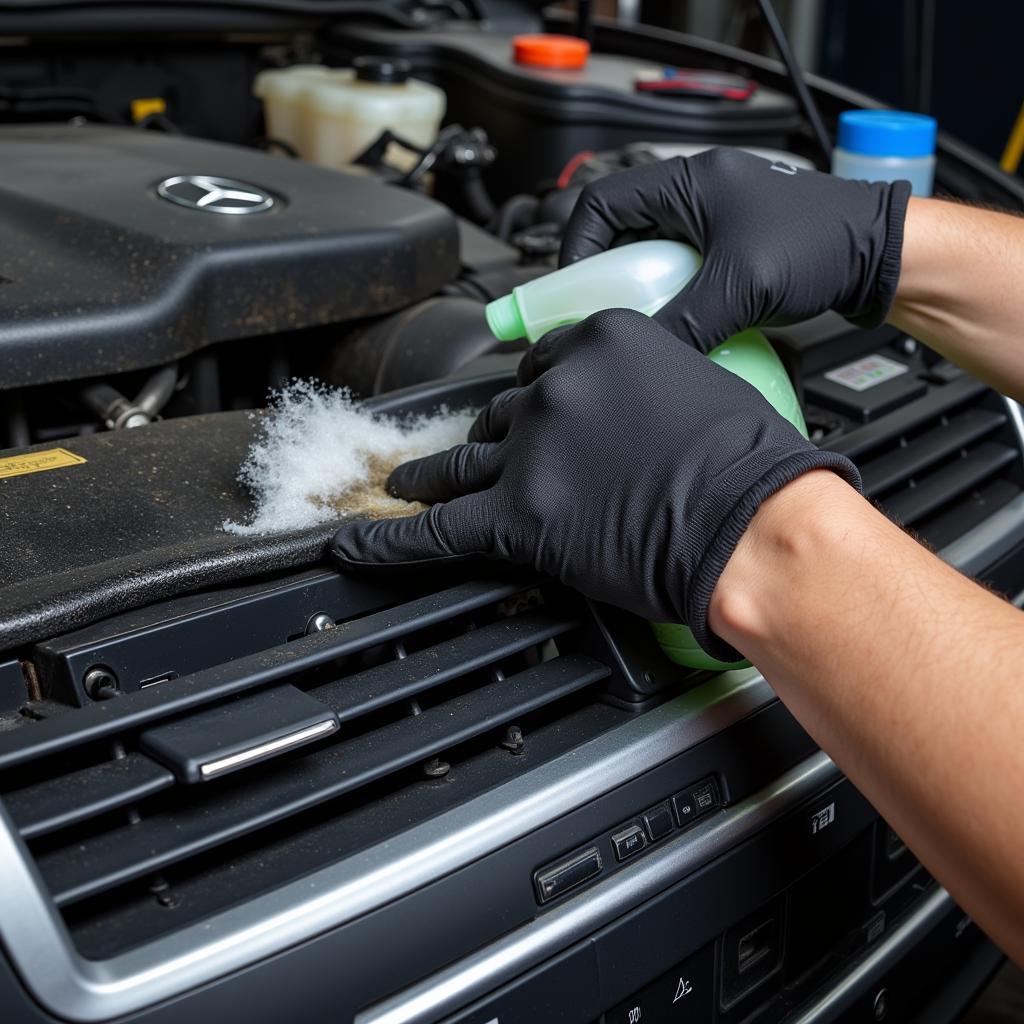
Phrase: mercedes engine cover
[{"left": 0, "top": 124, "right": 460, "bottom": 387}]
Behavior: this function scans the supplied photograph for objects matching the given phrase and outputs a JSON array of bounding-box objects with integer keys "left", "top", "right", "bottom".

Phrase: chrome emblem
[{"left": 156, "top": 175, "right": 275, "bottom": 215}]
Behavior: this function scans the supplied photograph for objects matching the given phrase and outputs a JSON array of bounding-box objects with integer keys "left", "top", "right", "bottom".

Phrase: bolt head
[
  {"left": 84, "top": 666, "right": 119, "bottom": 699},
  {"left": 306, "top": 612, "right": 334, "bottom": 634},
  {"left": 423, "top": 757, "right": 450, "bottom": 778}
]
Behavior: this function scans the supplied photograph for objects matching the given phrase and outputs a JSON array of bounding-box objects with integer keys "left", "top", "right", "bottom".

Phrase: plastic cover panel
[
  {"left": 0, "top": 124, "right": 459, "bottom": 387},
  {"left": 0, "top": 374, "right": 509, "bottom": 651}
]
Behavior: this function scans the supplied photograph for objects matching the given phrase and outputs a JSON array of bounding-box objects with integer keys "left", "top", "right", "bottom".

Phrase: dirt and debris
[
  {"left": 223, "top": 381, "right": 474, "bottom": 535},
  {"left": 315, "top": 452, "right": 428, "bottom": 520}
]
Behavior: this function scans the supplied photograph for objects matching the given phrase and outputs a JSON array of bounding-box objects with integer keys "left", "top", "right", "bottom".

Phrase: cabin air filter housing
[{"left": 0, "top": 124, "right": 461, "bottom": 388}]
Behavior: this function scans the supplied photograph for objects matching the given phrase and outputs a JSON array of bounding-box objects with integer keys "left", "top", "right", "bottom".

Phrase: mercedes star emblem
[{"left": 156, "top": 175, "right": 276, "bottom": 215}]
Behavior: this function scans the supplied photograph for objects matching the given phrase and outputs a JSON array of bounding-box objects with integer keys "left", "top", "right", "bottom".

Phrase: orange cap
[{"left": 513, "top": 34, "right": 590, "bottom": 70}]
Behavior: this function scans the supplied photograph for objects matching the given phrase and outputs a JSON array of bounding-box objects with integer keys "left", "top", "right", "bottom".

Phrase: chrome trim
[
  {"left": 199, "top": 718, "right": 339, "bottom": 780},
  {"left": 156, "top": 174, "right": 275, "bottom": 215},
  {"left": 1003, "top": 395, "right": 1024, "bottom": 459},
  {"left": 358, "top": 752, "right": 841, "bottom": 1024},
  {"left": 789, "top": 886, "right": 954, "bottom": 1023},
  {"left": 0, "top": 669, "right": 779, "bottom": 1022}
]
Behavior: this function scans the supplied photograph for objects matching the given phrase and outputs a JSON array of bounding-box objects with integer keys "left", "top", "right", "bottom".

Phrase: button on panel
[
  {"left": 612, "top": 825, "right": 647, "bottom": 862},
  {"left": 671, "top": 791, "right": 697, "bottom": 826},
  {"left": 534, "top": 776, "right": 724, "bottom": 906},
  {"left": 534, "top": 846, "right": 602, "bottom": 903},
  {"left": 672, "top": 776, "right": 720, "bottom": 828},
  {"left": 690, "top": 779, "right": 718, "bottom": 814},
  {"left": 642, "top": 804, "right": 673, "bottom": 842}
]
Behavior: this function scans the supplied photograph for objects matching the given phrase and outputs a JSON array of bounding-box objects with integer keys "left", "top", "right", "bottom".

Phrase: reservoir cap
[
  {"left": 837, "top": 110, "right": 937, "bottom": 158},
  {"left": 485, "top": 293, "right": 527, "bottom": 341},
  {"left": 353, "top": 55, "right": 412, "bottom": 84},
  {"left": 513, "top": 34, "right": 590, "bottom": 70}
]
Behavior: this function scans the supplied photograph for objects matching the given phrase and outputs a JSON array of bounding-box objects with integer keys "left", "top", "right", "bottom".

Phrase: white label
[
  {"left": 811, "top": 802, "right": 836, "bottom": 835},
  {"left": 824, "top": 354, "right": 908, "bottom": 392},
  {"left": 673, "top": 977, "right": 694, "bottom": 1003}
]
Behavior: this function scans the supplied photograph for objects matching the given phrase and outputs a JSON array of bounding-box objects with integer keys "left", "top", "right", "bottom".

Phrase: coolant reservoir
[
  {"left": 254, "top": 57, "right": 445, "bottom": 170},
  {"left": 486, "top": 240, "right": 809, "bottom": 671}
]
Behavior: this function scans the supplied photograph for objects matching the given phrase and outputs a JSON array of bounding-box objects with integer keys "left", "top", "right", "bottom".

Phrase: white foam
[{"left": 223, "top": 380, "right": 475, "bottom": 535}]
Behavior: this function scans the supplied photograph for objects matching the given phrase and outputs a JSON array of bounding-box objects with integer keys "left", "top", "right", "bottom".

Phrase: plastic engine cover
[{"left": 0, "top": 124, "right": 460, "bottom": 387}]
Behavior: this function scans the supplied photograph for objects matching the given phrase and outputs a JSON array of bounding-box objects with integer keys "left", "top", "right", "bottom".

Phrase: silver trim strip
[
  {"left": 0, "top": 669, "right": 779, "bottom": 1022},
  {"left": 790, "top": 886, "right": 954, "bottom": 1024},
  {"left": 358, "top": 752, "right": 841, "bottom": 1024},
  {"left": 1003, "top": 395, "right": 1024, "bottom": 460},
  {"left": 199, "top": 719, "right": 339, "bottom": 779}
]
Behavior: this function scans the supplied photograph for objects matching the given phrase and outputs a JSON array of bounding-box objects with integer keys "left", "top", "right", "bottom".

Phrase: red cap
[{"left": 513, "top": 34, "right": 590, "bottom": 70}]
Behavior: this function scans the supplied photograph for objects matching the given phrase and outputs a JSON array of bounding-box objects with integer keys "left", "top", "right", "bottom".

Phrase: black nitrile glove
[
  {"left": 332, "top": 309, "right": 861, "bottom": 662},
  {"left": 560, "top": 148, "right": 912, "bottom": 354}
]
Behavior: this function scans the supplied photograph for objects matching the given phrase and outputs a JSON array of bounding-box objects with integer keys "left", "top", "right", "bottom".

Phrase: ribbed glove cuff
[
  {"left": 844, "top": 179, "right": 913, "bottom": 330},
  {"left": 685, "top": 450, "right": 863, "bottom": 664}
]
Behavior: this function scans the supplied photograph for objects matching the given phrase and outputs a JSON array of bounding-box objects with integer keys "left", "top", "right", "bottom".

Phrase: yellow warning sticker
[{"left": 0, "top": 448, "right": 87, "bottom": 480}]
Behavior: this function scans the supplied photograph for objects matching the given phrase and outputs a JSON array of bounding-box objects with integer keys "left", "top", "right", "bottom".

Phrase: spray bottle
[{"left": 485, "top": 239, "right": 808, "bottom": 671}]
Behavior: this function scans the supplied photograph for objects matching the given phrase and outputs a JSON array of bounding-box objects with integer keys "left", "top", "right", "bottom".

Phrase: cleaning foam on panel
[{"left": 224, "top": 381, "right": 474, "bottom": 536}]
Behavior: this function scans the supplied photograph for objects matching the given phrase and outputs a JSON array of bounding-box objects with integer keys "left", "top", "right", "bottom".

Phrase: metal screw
[
  {"left": 305, "top": 612, "right": 334, "bottom": 634},
  {"left": 873, "top": 988, "right": 888, "bottom": 1021},
  {"left": 643, "top": 670, "right": 656, "bottom": 686},
  {"left": 422, "top": 757, "right": 450, "bottom": 778},
  {"left": 149, "top": 875, "right": 179, "bottom": 908},
  {"left": 84, "top": 666, "right": 120, "bottom": 700},
  {"left": 500, "top": 725, "right": 525, "bottom": 754}
]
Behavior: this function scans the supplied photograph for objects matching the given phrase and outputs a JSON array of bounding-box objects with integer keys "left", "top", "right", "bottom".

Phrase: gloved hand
[
  {"left": 332, "top": 309, "right": 861, "bottom": 661},
  {"left": 560, "top": 148, "right": 912, "bottom": 353}
]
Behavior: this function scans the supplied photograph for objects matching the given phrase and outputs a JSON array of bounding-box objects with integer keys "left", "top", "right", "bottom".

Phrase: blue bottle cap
[{"left": 837, "top": 110, "right": 937, "bottom": 158}]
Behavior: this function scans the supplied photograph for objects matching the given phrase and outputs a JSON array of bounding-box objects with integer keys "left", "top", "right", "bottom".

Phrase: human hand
[
  {"left": 332, "top": 309, "right": 860, "bottom": 661},
  {"left": 560, "top": 148, "right": 911, "bottom": 353}
]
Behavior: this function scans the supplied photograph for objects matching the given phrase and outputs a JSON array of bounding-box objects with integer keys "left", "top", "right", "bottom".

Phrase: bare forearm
[
  {"left": 710, "top": 471, "right": 1024, "bottom": 962},
  {"left": 891, "top": 197, "right": 1024, "bottom": 401}
]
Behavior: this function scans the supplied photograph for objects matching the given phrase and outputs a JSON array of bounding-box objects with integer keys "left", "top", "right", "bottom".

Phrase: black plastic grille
[
  {"left": 826, "top": 377, "right": 1023, "bottom": 549},
  {"left": 0, "top": 577, "right": 613, "bottom": 950}
]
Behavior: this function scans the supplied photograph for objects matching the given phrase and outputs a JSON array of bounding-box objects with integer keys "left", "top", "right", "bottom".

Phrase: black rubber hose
[
  {"left": 756, "top": 0, "right": 832, "bottom": 162},
  {"left": 461, "top": 169, "right": 497, "bottom": 224},
  {"left": 80, "top": 383, "right": 131, "bottom": 423},
  {"left": 490, "top": 194, "right": 540, "bottom": 242}
]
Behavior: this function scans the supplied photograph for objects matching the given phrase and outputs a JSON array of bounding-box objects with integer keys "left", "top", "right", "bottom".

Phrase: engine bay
[{"left": 0, "top": 7, "right": 1022, "bottom": 1023}]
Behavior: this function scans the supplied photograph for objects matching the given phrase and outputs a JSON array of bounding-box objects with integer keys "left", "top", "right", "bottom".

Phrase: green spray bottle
[{"left": 485, "top": 239, "right": 808, "bottom": 671}]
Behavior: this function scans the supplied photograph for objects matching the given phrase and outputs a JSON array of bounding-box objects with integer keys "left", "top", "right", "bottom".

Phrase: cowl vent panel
[
  {"left": 826, "top": 376, "right": 1023, "bottom": 549},
  {"left": 0, "top": 575, "right": 614, "bottom": 955}
]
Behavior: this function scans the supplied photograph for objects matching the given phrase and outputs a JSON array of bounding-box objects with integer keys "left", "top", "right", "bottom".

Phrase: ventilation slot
[
  {"left": 827, "top": 379, "right": 1023, "bottom": 549},
  {"left": 0, "top": 578, "right": 613, "bottom": 956}
]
